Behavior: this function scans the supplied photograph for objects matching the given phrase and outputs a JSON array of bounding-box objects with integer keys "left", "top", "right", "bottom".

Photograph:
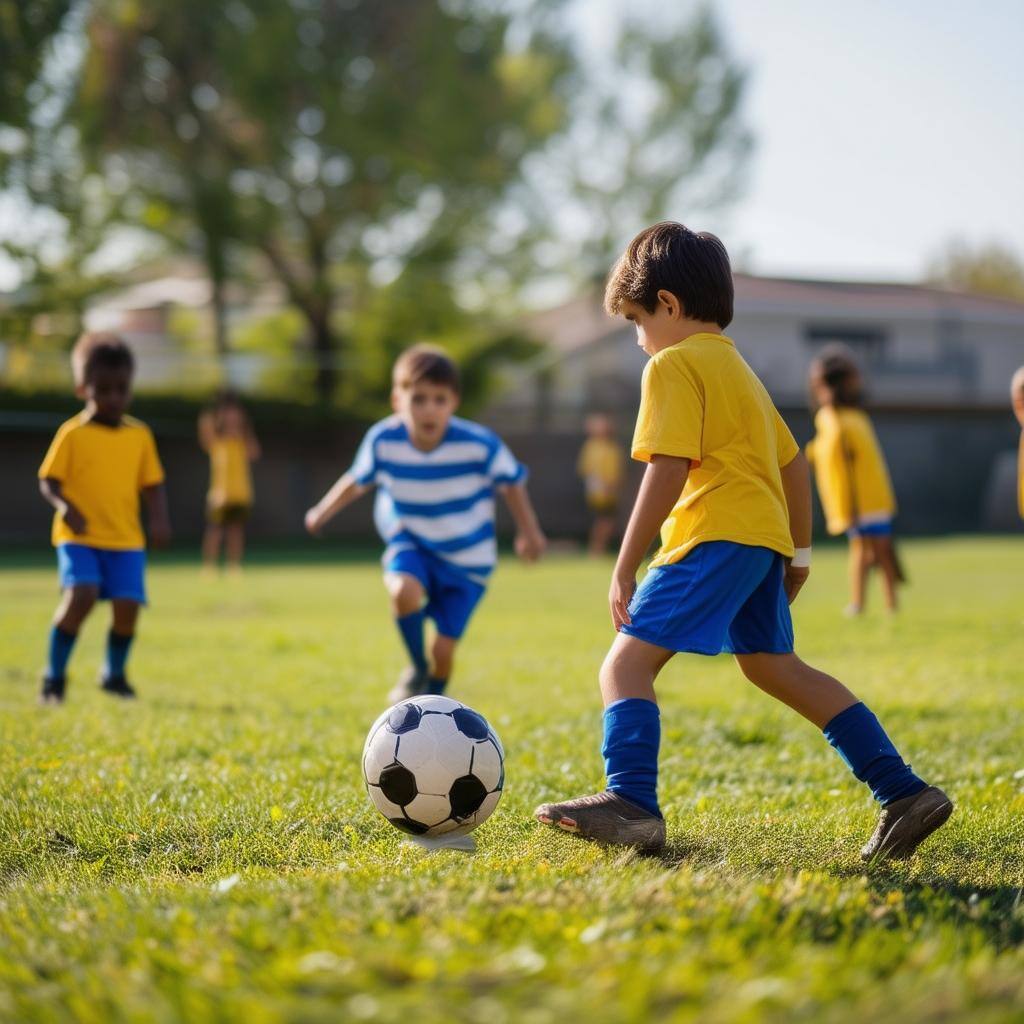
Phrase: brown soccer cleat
[
  {"left": 534, "top": 791, "right": 666, "bottom": 851},
  {"left": 860, "top": 785, "right": 953, "bottom": 864}
]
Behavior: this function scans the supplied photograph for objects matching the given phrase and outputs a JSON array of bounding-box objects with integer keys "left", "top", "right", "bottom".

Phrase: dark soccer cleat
[
  {"left": 534, "top": 791, "right": 666, "bottom": 851},
  {"left": 100, "top": 675, "right": 137, "bottom": 699},
  {"left": 860, "top": 785, "right": 953, "bottom": 863},
  {"left": 388, "top": 666, "right": 429, "bottom": 704},
  {"left": 39, "top": 675, "right": 66, "bottom": 705}
]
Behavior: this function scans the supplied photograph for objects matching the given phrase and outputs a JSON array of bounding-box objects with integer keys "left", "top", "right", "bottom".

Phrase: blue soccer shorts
[
  {"left": 846, "top": 517, "right": 893, "bottom": 538},
  {"left": 56, "top": 544, "right": 147, "bottom": 604},
  {"left": 620, "top": 540, "right": 794, "bottom": 655},
  {"left": 384, "top": 546, "right": 487, "bottom": 640}
]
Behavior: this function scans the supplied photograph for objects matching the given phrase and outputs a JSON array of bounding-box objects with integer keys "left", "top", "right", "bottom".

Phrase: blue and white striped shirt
[{"left": 350, "top": 416, "right": 527, "bottom": 584}]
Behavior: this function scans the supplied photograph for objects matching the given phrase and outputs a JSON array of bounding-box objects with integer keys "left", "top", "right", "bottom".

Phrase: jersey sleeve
[
  {"left": 38, "top": 426, "right": 72, "bottom": 480},
  {"left": 631, "top": 356, "right": 703, "bottom": 464},
  {"left": 138, "top": 427, "right": 166, "bottom": 488},
  {"left": 488, "top": 438, "right": 527, "bottom": 485},
  {"left": 774, "top": 408, "right": 800, "bottom": 467},
  {"left": 349, "top": 426, "right": 380, "bottom": 486}
]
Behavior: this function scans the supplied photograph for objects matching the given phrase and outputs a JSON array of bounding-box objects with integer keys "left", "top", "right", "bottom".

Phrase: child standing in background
[
  {"left": 1012, "top": 367, "right": 1024, "bottom": 519},
  {"left": 807, "top": 348, "right": 902, "bottom": 616},
  {"left": 577, "top": 414, "right": 625, "bottom": 556},
  {"left": 198, "top": 391, "right": 260, "bottom": 574},
  {"left": 37, "top": 333, "right": 171, "bottom": 703}
]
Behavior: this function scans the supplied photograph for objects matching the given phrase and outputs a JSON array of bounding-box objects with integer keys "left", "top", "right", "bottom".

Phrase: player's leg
[
  {"left": 224, "top": 520, "right": 246, "bottom": 572},
  {"left": 534, "top": 632, "right": 671, "bottom": 848},
  {"left": 102, "top": 599, "right": 141, "bottom": 697},
  {"left": 43, "top": 583, "right": 99, "bottom": 703},
  {"left": 201, "top": 521, "right": 223, "bottom": 571},
  {"left": 870, "top": 535, "right": 899, "bottom": 612},
  {"left": 736, "top": 652, "right": 950, "bottom": 860},
  {"left": 590, "top": 513, "right": 617, "bottom": 556},
  {"left": 426, "top": 634, "right": 457, "bottom": 694},
  {"left": 846, "top": 532, "right": 867, "bottom": 615},
  {"left": 383, "top": 552, "right": 430, "bottom": 701}
]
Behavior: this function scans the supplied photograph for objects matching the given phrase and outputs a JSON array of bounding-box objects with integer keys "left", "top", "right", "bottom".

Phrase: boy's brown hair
[
  {"left": 392, "top": 344, "right": 460, "bottom": 393},
  {"left": 809, "top": 344, "right": 863, "bottom": 409},
  {"left": 71, "top": 331, "right": 134, "bottom": 388},
  {"left": 604, "top": 221, "right": 734, "bottom": 328}
]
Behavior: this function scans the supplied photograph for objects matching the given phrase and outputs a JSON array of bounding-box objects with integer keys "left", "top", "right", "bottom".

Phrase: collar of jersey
[{"left": 662, "top": 332, "right": 734, "bottom": 354}]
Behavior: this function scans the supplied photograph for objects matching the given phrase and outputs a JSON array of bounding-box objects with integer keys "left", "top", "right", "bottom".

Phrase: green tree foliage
[
  {"left": 927, "top": 239, "right": 1024, "bottom": 302},
  {"left": 76, "top": 0, "right": 570, "bottom": 401}
]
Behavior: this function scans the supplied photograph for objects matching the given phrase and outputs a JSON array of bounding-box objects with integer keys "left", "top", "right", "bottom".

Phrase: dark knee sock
[
  {"left": 823, "top": 702, "right": 926, "bottom": 806},
  {"left": 46, "top": 626, "right": 78, "bottom": 680},
  {"left": 425, "top": 676, "right": 448, "bottom": 695},
  {"left": 602, "top": 697, "right": 662, "bottom": 818},
  {"left": 395, "top": 611, "right": 427, "bottom": 672},
  {"left": 104, "top": 630, "right": 135, "bottom": 680}
]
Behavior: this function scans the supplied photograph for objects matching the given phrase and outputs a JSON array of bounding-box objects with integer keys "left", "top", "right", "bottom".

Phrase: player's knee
[
  {"left": 68, "top": 585, "right": 99, "bottom": 612},
  {"left": 387, "top": 574, "right": 424, "bottom": 614}
]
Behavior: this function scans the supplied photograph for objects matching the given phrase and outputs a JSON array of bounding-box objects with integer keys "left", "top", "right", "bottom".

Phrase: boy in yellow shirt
[
  {"left": 807, "top": 348, "right": 902, "bottom": 615},
  {"left": 198, "top": 390, "right": 261, "bottom": 573},
  {"left": 37, "top": 333, "right": 171, "bottom": 703},
  {"left": 577, "top": 414, "right": 625, "bottom": 556},
  {"left": 535, "top": 223, "right": 951, "bottom": 860},
  {"left": 1013, "top": 367, "right": 1024, "bottom": 519}
]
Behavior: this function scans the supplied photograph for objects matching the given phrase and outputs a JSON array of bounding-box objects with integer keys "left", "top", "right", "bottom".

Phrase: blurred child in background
[
  {"left": 1012, "top": 367, "right": 1024, "bottom": 519},
  {"left": 807, "top": 346, "right": 902, "bottom": 615},
  {"left": 577, "top": 413, "right": 625, "bottom": 556},
  {"left": 198, "top": 390, "right": 260, "bottom": 574},
  {"left": 37, "top": 333, "right": 171, "bottom": 703}
]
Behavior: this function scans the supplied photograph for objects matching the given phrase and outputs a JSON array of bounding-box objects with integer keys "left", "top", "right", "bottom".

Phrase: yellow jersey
[
  {"left": 1018, "top": 431, "right": 1023, "bottom": 519},
  {"left": 631, "top": 333, "right": 799, "bottom": 567},
  {"left": 807, "top": 406, "right": 895, "bottom": 535},
  {"left": 38, "top": 413, "right": 165, "bottom": 549},
  {"left": 207, "top": 435, "right": 253, "bottom": 508},
  {"left": 577, "top": 437, "right": 624, "bottom": 504}
]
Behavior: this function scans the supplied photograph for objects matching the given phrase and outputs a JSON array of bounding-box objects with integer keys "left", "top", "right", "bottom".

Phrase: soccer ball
[{"left": 362, "top": 695, "right": 504, "bottom": 838}]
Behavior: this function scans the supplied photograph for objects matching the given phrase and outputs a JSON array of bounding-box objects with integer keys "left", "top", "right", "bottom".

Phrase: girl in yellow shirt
[
  {"left": 198, "top": 391, "right": 260, "bottom": 573},
  {"left": 807, "top": 348, "right": 902, "bottom": 615},
  {"left": 1012, "top": 367, "right": 1024, "bottom": 520},
  {"left": 577, "top": 414, "right": 625, "bottom": 556}
]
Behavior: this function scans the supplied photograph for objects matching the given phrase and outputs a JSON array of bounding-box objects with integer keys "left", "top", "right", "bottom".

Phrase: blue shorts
[
  {"left": 385, "top": 547, "right": 486, "bottom": 640},
  {"left": 847, "top": 518, "right": 893, "bottom": 538},
  {"left": 57, "top": 544, "right": 147, "bottom": 604},
  {"left": 620, "top": 541, "right": 793, "bottom": 656}
]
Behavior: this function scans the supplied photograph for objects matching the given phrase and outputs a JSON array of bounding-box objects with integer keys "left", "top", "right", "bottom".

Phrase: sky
[{"left": 692, "top": 0, "right": 1024, "bottom": 280}]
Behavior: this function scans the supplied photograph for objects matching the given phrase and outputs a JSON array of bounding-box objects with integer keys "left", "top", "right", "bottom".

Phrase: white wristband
[{"left": 791, "top": 546, "right": 812, "bottom": 568}]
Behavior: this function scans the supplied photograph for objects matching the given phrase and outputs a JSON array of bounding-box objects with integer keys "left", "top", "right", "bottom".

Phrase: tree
[
  {"left": 460, "top": 3, "right": 752, "bottom": 307},
  {"left": 76, "top": 0, "right": 571, "bottom": 401},
  {"left": 927, "top": 239, "right": 1024, "bottom": 302}
]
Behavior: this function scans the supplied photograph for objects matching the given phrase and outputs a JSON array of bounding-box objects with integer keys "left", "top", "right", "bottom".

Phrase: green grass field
[{"left": 2, "top": 538, "right": 1023, "bottom": 1023}]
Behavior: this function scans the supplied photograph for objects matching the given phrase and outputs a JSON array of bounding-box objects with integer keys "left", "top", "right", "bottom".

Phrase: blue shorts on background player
[
  {"left": 37, "top": 332, "right": 171, "bottom": 704},
  {"left": 305, "top": 344, "right": 546, "bottom": 702},
  {"left": 534, "top": 222, "right": 952, "bottom": 863}
]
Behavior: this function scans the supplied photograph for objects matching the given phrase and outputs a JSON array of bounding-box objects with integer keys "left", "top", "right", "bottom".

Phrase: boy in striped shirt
[{"left": 305, "top": 345, "right": 546, "bottom": 701}]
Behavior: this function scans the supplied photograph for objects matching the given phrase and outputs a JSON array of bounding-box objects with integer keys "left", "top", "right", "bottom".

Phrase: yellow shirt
[
  {"left": 631, "top": 333, "right": 799, "bottom": 567},
  {"left": 38, "top": 413, "right": 165, "bottom": 549},
  {"left": 577, "top": 437, "right": 624, "bottom": 503},
  {"left": 1018, "top": 431, "right": 1023, "bottom": 519},
  {"left": 807, "top": 406, "right": 895, "bottom": 535},
  {"left": 207, "top": 435, "right": 253, "bottom": 507}
]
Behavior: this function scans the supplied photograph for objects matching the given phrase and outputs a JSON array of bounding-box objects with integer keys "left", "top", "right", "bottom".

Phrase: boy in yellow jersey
[
  {"left": 535, "top": 223, "right": 951, "bottom": 860},
  {"left": 198, "top": 391, "right": 260, "bottom": 573},
  {"left": 37, "top": 333, "right": 171, "bottom": 703},
  {"left": 807, "top": 348, "right": 902, "bottom": 615},
  {"left": 577, "top": 413, "right": 625, "bottom": 555},
  {"left": 1013, "top": 368, "right": 1024, "bottom": 520}
]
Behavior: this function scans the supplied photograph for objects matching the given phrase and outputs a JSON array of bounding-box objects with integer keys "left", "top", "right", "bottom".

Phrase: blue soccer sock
[
  {"left": 425, "top": 676, "right": 448, "bottom": 695},
  {"left": 46, "top": 625, "right": 78, "bottom": 680},
  {"left": 395, "top": 610, "right": 427, "bottom": 672},
  {"left": 823, "top": 702, "right": 927, "bottom": 806},
  {"left": 602, "top": 697, "right": 662, "bottom": 818},
  {"left": 104, "top": 630, "right": 135, "bottom": 680}
]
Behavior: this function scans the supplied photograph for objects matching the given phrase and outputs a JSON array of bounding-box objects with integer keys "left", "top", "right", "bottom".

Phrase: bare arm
[
  {"left": 39, "top": 478, "right": 87, "bottom": 535},
  {"left": 498, "top": 481, "right": 546, "bottom": 562},
  {"left": 197, "top": 411, "right": 216, "bottom": 453},
  {"left": 779, "top": 451, "right": 812, "bottom": 603},
  {"left": 610, "top": 455, "right": 690, "bottom": 630},
  {"left": 143, "top": 483, "right": 172, "bottom": 548},
  {"left": 245, "top": 429, "right": 261, "bottom": 462},
  {"left": 305, "top": 472, "right": 369, "bottom": 535}
]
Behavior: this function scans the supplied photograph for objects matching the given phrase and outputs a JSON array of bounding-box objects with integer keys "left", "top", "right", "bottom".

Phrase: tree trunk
[
  {"left": 309, "top": 305, "right": 335, "bottom": 405},
  {"left": 211, "top": 275, "right": 229, "bottom": 359}
]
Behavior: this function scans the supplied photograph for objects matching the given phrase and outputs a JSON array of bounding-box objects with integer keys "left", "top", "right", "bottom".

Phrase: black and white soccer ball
[{"left": 362, "top": 695, "right": 504, "bottom": 838}]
